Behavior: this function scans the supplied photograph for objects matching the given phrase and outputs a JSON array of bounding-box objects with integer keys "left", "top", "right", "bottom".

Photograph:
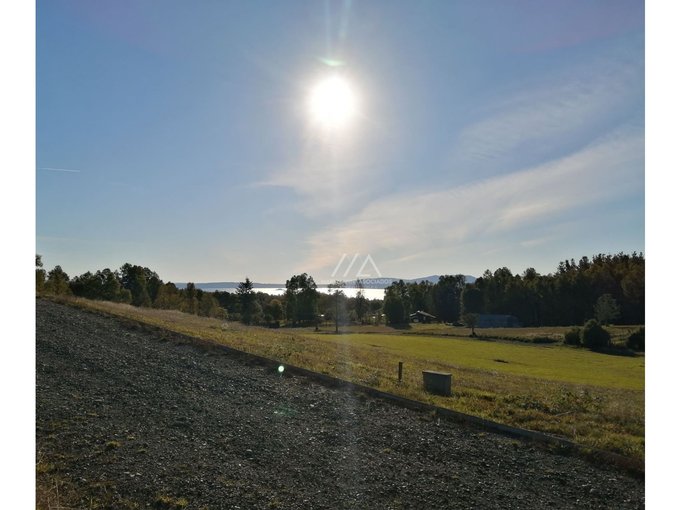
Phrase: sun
[{"left": 308, "top": 75, "right": 358, "bottom": 129}]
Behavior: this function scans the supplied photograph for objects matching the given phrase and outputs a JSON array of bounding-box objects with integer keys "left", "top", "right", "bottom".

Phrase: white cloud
[
  {"left": 262, "top": 153, "right": 381, "bottom": 214},
  {"left": 302, "top": 127, "right": 643, "bottom": 275},
  {"left": 452, "top": 50, "right": 643, "bottom": 167}
]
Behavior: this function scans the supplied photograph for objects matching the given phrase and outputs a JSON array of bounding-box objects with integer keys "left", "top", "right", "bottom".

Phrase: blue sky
[{"left": 36, "top": 0, "right": 644, "bottom": 283}]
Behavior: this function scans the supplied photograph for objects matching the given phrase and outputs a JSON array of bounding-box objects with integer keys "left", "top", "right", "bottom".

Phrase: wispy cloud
[
  {"left": 38, "top": 167, "right": 82, "bottom": 173},
  {"left": 258, "top": 108, "right": 392, "bottom": 216},
  {"left": 452, "top": 49, "right": 643, "bottom": 169},
  {"left": 302, "top": 127, "right": 643, "bottom": 274}
]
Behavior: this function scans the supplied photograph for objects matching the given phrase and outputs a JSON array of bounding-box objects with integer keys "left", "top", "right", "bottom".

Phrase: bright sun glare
[{"left": 308, "top": 75, "right": 358, "bottom": 129}]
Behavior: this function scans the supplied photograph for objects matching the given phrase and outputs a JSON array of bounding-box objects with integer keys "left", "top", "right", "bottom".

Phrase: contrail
[{"left": 38, "top": 167, "right": 81, "bottom": 173}]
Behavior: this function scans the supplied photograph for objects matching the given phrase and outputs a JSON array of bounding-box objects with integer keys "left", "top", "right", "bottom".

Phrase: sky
[{"left": 36, "top": 0, "right": 645, "bottom": 284}]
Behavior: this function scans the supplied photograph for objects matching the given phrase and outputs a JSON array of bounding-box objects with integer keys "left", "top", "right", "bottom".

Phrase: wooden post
[{"left": 398, "top": 361, "right": 403, "bottom": 383}]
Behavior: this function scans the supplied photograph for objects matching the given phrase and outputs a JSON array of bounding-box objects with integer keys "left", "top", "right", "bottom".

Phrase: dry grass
[{"left": 45, "top": 297, "right": 644, "bottom": 460}]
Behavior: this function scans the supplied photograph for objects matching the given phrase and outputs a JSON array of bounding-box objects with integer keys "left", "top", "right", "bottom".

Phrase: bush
[
  {"left": 564, "top": 327, "right": 582, "bottom": 346},
  {"left": 627, "top": 327, "right": 645, "bottom": 351},
  {"left": 581, "top": 319, "right": 611, "bottom": 350}
]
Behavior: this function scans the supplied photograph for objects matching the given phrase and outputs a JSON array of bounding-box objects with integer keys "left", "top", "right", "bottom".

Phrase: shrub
[
  {"left": 627, "top": 327, "right": 645, "bottom": 351},
  {"left": 564, "top": 327, "right": 582, "bottom": 346},
  {"left": 581, "top": 319, "right": 611, "bottom": 350}
]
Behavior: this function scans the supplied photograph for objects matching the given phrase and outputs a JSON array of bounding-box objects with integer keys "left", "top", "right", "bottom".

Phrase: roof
[{"left": 410, "top": 310, "right": 436, "bottom": 319}]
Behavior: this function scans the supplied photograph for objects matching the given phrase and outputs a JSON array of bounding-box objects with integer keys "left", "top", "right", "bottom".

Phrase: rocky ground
[{"left": 36, "top": 299, "right": 644, "bottom": 509}]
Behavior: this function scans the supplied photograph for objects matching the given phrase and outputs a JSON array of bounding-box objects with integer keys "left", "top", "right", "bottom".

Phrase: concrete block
[{"left": 422, "top": 370, "right": 452, "bottom": 396}]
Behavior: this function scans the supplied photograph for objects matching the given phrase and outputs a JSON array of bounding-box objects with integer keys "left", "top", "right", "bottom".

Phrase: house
[
  {"left": 476, "top": 314, "right": 521, "bottom": 328},
  {"left": 410, "top": 310, "right": 437, "bottom": 323}
]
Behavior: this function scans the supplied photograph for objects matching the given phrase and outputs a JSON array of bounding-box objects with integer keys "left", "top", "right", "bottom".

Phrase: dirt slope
[{"left": 36, "top": 299, "right": 644, "bottom": 509}]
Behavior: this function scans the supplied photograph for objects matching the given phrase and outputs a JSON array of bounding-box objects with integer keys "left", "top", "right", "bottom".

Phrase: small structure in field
[
  {"left": 422, "top": 370, "right": 452, "bottom": 396},
  {"left": 410, "top": 310, "right": 437, "bottom": 323}
]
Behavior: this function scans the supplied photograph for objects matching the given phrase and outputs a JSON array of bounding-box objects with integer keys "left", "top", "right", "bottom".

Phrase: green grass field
[
  {"left": 48, "top": 297, "right": 644, "bottom": 460},
  {"left": 305, "top": 331, "right": 643, "bottom": 390},
  {"left": 315, "top": 321, "right": 640, "bottom": 345}
]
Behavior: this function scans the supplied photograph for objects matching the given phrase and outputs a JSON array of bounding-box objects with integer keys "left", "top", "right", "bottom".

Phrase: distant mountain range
[
  {"left": 339, "top": 275, "right": 478, "bottom": 287},
  {"left": 176, "top": 275, "right": 477, "bottom": 291}
]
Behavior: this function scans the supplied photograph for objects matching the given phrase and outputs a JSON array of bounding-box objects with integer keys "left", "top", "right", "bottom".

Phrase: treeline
[
  {"left": 215, "top": 275, "right": 382, "bottom": 327},
  {"left": 381, "top": 253, "right": 644, "bottom": 326},
  {"left": 36, "top": 257, "right": 225, "bottom": 319},
  {"left": 35, "top": 258, "right": 382, "bottom": 327},
  {"left": 36, "top": 251, "right": 644, "bottom": 328}
]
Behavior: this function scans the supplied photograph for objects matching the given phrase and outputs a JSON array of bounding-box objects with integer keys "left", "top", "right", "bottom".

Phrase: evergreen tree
[
  {"left": 384, "top": 283, "right": 407, "bottom": 325},
  {"left": 237, "top": 277, "right": 256, "bottom": 324},
  {"left": 354, "top": 279, "right": 368, "bottom": 324},
  {"left": 433, "top": 275, "right": 466, "bottom": 323},
  {"left": 182, "top": 282, "right": 199, "bottom": 314},
  {"left": 460, "top": 285, "right": 483, "bottom": 316},
  {"left": 329, "top": 281, "right": 346, "bottom": 333}
]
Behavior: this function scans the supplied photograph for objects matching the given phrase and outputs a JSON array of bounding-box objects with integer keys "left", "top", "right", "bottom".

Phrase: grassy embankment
[{"left": 47, "top": 297, "right": 644, "bottom": 460}]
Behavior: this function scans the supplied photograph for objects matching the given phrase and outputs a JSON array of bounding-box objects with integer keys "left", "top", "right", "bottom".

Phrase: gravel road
[{"left": 36, "top": 299, "right": 644, "bottom": 509}]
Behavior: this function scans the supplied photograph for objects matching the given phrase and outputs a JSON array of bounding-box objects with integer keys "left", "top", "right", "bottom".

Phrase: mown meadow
[{"left": 48, "top": 296, "right": 644, "bottom": 460}]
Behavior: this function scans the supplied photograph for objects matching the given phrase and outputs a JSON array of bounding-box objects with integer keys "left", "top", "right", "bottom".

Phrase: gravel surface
[{"left": 36, "top": 299, "right": 644, "bottom": 509}]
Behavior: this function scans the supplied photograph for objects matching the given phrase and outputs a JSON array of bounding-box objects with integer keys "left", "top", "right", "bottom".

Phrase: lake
[{"left": 205, "top": 287, "right": 386, "bottom": 300}]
